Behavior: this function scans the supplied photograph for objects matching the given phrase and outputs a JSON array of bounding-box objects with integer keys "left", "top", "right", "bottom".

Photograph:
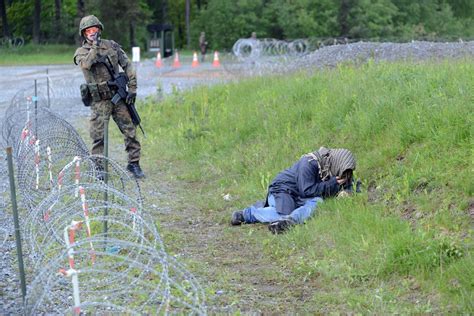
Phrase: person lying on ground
[{"left": 230, "top": 147, "right": 356, "bottom": 234}]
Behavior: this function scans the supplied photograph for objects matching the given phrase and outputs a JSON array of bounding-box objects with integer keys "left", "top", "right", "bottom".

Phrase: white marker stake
[
  {"left": 132, "top": 46, "right": 140, "bottom": 62},
  {"left": 26, "top": 96, "right": 31, "bottom": 123},
  {"left": 79, "top": 187, "right": 96, "bottom": 263},
  {"left": 130, "top": 207, "right": 137, "bottom": 231},
  {"left": 58, "top": 170, "right": 64, "bottom": 192},
  {"left": 46, "top": 146, "right": 53, "bottom": 189},
  {"left": 62, "top": 221, "right": 83, "bottom": 315},
  {"left": 74, "top": 157, "right": 81, "bottom": 197}
]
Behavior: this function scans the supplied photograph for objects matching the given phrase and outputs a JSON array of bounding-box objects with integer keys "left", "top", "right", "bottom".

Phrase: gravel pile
[
  {"left": 301, "top": 40, "right": 474, "bottom": 68},
  {"left": 226, "top": 40, "right": 474, "bottom": 77}
]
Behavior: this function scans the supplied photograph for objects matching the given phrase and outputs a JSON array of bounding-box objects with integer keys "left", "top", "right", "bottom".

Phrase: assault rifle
[{"left": 98, "top": 55, "right": 146, "bottom": 137}]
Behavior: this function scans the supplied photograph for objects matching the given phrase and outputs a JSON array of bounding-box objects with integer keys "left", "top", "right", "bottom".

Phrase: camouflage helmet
[{"left": 79, "top": 15, "right": 104, "bottom": 36}]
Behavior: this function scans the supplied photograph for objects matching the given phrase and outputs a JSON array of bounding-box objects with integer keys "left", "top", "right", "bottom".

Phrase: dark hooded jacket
[{"left": 266, "top": 147, "right": 356, "bottom": 214}]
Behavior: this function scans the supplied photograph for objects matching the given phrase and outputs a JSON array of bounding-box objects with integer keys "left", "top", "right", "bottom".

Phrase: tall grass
[
  {"left": 0, "top": 44, "right": 78, "bottom": 65},
  {"left": 140, "top": 59, "right": 473, "bottom": 312}
]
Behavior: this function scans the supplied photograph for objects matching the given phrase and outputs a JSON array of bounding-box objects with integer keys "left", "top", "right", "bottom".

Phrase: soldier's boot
[
  {"left": 93, "top": 161, "right": 106, "bottom": 181},
  {"left": 127, "top": 162, "right": 145, "bottom": 179},
  {"left": 231, "top": 210, "right": 245, "bottom": 226},
  {"left": 268, "top": 218, "right": 296, "bottom": 234},
  {"left": 95, "top": 167, "right": 106, "bottom": 181}
]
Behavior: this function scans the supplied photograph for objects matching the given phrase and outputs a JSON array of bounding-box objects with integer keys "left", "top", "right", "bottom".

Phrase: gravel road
[{"left": 0, "top": 41, "right": 472, "bottom": 314}]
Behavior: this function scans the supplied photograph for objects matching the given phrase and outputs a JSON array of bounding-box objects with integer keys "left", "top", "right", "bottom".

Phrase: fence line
[{"left": 2, "top": 81, "right": 207, "bottom": 314}]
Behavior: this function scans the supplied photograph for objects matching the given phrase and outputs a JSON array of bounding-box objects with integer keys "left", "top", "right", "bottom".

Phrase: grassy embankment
[
  {"left": 0, "top": 44, "right": 76, "bottom": 65},
  {"left": 137, "top": 60, "right": 472, "bottom": 313}
]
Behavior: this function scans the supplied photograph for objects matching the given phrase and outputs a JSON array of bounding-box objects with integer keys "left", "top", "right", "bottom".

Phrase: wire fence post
[{"left": 6, "top": 147, "right": 27, "bottom": 302}]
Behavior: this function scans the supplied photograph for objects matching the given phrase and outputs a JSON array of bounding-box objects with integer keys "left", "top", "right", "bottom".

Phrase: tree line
[{"left": 0, "top": 0, "right": 473, "bottom": 51}]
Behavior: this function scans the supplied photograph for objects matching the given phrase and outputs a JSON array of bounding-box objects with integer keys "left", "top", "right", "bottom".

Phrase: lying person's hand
[
  {"left": 336, "top": 176, "right": 347, "bottom": 185},
  {"left": 337, "top": 169, "right": 353, "bottom": 186}
]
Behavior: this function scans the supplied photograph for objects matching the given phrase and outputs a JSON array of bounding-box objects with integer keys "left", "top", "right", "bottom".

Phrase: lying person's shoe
[
  {"left": 127, "top": 162, "right": 145, "bottom": 179},
  {"left": 268, "top": 218, "right": 296, "bottom": 234},
  {"left": 231, "top": 210, "right": 244, "bottom": 226}
]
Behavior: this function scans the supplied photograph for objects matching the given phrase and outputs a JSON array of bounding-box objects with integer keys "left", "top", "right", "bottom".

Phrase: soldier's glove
[
  {"left": 92, "top": 33, "right": 101, "bottom": 47},
  {"left": 126, "top": 92, "right": 136, "bottom": 105}
]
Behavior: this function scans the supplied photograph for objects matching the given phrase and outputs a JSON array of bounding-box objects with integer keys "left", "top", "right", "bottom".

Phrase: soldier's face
[{"left": 84, "top": 26, "right": 99, "bottom": 41}]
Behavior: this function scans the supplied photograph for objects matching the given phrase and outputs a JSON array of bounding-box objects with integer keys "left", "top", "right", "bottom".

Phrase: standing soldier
[
  {"left": 199, "top": 32, "right": 208, "bottom": 62},
  {"left": 73, "top": 15, "right": 145, "bottom": 178}
]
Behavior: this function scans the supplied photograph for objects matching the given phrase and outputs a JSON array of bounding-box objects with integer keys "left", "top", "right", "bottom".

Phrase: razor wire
[
  {"left": 226, "top": 38, "right": 474, "bottom": 78},
  {"left": 25, "top": 238, "right": 206, "bottom": 315},
  {"left": 227, "top": 37, "right": 334, "bottom": 77},
  {"left": 0, "top": 36, "right": 25, "bottom": 49},
  {"left": 23, "top": 182, "right": 149, "bottom": 264},
  {"left": 2, "top": 83, "right": 207, "bottom": 314},
  {"left": 232, "top": 38, "right": 313, "bottom": 60}
]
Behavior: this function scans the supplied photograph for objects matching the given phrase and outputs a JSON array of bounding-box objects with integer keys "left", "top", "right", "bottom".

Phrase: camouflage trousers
[{"left": 89, "top": 99, "right": 141, "bottom": 163}]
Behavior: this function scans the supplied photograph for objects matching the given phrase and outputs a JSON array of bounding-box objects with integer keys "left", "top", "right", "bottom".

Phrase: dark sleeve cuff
[{"left": 325, "top": 177, "right": 340, "bottom": 197}]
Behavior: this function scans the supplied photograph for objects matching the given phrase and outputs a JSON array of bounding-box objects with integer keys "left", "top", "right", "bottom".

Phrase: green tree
[
  {"left": 75, "top": 0, "right": 86, "bottom": 45},
  {"left": 6, "top": 0, "right": 34, "bottom": 40},
  {"left": 89, "top": 0, "right": 151, "bottom": 50},
  {"left": 392, "top": 0, "right": 466, "bottom": 40},
  {"left": 447, "top": 0, "right": 474, "bottom": 19},
  {"left": 338, "top": 0, "right": 353, "bottom": 37},
  {"left": 191, "top": 0, "right": 266, "bottom": 50},
  {"left": 272, "top": 0, "right": 338, "bottom": 39},
  {"left": 347, "top": 0, "right": 398, "bottom": 39},
  {"left": 167, "top": 0, "right": 185, "bottom": 48},
  {"left": 0, "top": 0, "right": 10, "bottom": 37},
  {"left": 33, "top": 0, "right": 40, "bottom": 43},
  {"left": 54, "top": 0, "right": 61, "bottom": 40}
]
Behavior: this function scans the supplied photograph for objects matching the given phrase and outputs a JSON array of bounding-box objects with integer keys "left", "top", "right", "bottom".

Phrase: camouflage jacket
[{"left": 74, "top": 39, "right": 137, "bottom": 93}]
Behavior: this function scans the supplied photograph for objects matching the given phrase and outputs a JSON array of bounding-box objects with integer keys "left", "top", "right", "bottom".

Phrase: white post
[{"left": 61, "top": 221, "right": 83, "bottom": 314}]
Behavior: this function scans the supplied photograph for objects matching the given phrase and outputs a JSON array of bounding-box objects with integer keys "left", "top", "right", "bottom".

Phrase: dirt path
[{"left": 132, "top": 159, "right": 321, "bottom": 314}]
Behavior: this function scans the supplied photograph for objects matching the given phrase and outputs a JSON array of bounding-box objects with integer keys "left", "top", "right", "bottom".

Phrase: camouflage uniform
[
  {"left": 74, "top": 16, "right": 141, "bottom": 164},
  {"left": 199, "top": 32, "right": 207, "bottom": 62}
]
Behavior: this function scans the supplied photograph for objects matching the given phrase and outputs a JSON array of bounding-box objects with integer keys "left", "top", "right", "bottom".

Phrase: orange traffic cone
[
  {"left": 212, "top": 51, "right": 221, "bottom": 67},
  {"left": 173, "top": 51, "right": 181, "bottom": 68},
  {"left": 191, "top": 51, "right": 199, "bottom": 67},
  {"left": 155, "top": 52, "right": 162, "bottom": 68}
]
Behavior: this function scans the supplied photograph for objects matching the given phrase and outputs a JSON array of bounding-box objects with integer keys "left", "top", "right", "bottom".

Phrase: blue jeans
[{"left": 243, "top": 194, "right": 323, "bottom": 224}]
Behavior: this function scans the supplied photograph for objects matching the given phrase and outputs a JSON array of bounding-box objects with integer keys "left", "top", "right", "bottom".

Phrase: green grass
[
  {"left": 0, "top": 44, "right": 76, "bottom": 65},
  {"left": 139, "top": 59, "right": 473, "bottom": 313}
]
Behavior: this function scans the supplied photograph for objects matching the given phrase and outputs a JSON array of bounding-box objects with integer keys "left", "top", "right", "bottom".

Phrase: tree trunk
[
  {"left": 185, "top": 0, "right": 190, "bottom": 48},
  {"left": 75, "top": 0, "right": 85, "bottom": 46},
  {"left": 55, "top": 0, "right": 61, "bottom": 41},
  {"left": 0, "top": 0, "right": 10, "bottom": 38},
  {"left": 338, "top": 0, "right": 352, "bottom": 37},
  {"left": 33, "top": 0, "right": 41, "bottom": 44},
  {"left": 162, "top": 0, "right": 168, "bottom": 23},
  {"left": 129, "top": 20, "right": 136, "bottom": 47}
]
